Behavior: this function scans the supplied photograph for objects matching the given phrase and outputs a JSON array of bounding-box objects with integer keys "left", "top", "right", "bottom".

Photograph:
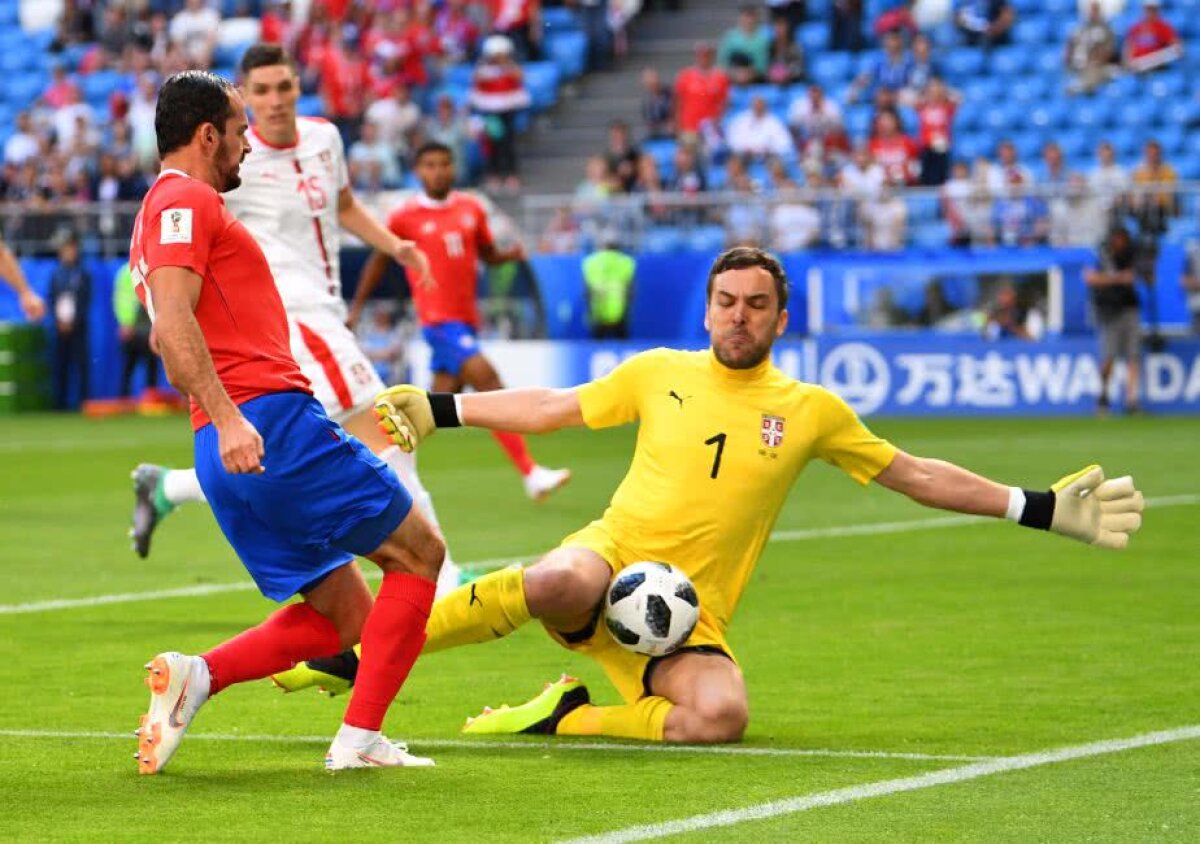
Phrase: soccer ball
[{"left": 603, "top": 562, "right": 700, "bottom": 657}]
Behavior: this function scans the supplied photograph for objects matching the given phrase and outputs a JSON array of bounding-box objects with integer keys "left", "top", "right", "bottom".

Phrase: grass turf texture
[{"left": 0, "top": 413, "right": 1196, "bottom": 841}]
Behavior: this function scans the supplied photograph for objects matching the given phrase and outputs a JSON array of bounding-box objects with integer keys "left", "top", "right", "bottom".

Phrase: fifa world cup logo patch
[
  {"left": 760, "top": 415, "right": 785, "bottom": 448},
  {"left": 159, "top": 207, "right": 193, "bottom": 244}
]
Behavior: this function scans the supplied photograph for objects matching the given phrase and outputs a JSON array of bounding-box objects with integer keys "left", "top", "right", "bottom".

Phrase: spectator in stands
[
  {"left": 169, "top": 0, "right": 220, "bottom": 69},
  {"left": 984, "top": 282, "right": 1042, "bottom": 340},
  {"left": 1066, "top": 1, "right": 1118, "bottom": 94},
  {"left": 99, "top": 5, "right": 135, "bottom": 60},
  {"left": 1123, "top": 0, "right": 1182, "bottom": 74},
  {"left": 987, "top": 139, "right": 1032, "bottom": 194},
  {"left": 1130, "top": 138, "right": 1178, "bottom": 223},
  {"left": 725, "top": 165, "right": 768, "bottom": 246},
  {"left": 727, "top": 95, "right": 793, "bottom": 163},
  {"left": 669, "top": 144, "right": 707, "bottom": 195},
  {"left": 1086, "top": 225, "right": 1143, "bottom": 414},
  {"left": 915, "top": 78, "right": 958, "bottom": 186},
  {"left": 841, "top": 143, "right": 886, "bottom": 203},
  {"left": 831, "top": 0, "right": 866, "bottom": 53},
  {"left": 674, "top": 42, "right": 730, "bottom": 138},
  {"left": 788, "top": 84, "right": 849, "bottom": 173},
  {"left": 718, "top": 6, "right": 770, "bottom": 85},
  {"left": 349, "top": 121, "right": 403, "bottom": 188},
  {"left": 767, "top": 1, "right": 808, "bottom": 38},
  {"left": 770, "top": 181, "right": 822, "bottom": 251},
  {"left": 360, "top": 306, "right": 406, "bottom": 384},
  {"left": 51, "top": 87, "right": 95, "bottom": 153},
  {"left": 582, "top": 237, "right": 636, "bottom": 339},
  {"left": 41, "top": 65, "right": 80, "bottom": 112},
  {"left": 902, "top": 34, "right": 939, "bottom": 105},
  {"left": 576, "top": 155, "right": 615, "bottom": 201},
  {"left": 422, "top": 94, "right": 474, "bottom": 178},
  {"left": 993, "top": 173, "right": 1050, "bottom": 246},
  {"left": 1183, "top": 245, "right": 1200, "bottom": 334},
  {"left": 876, "top": 1, "right": 918, "bottom": 38},
  {"left": 539, "top": 206, "right": 581, "bottom": 254},
  {"left": 641, "top": 68, "right": 675, "bottom": 140},
  {"left": 112, "top": 261, "right": 158, "bottom": 401},
  {"left": 955, "top": 0, "right": 1015, "bottom": 48},
  {"left": 471, "top": 34, "right": 531, "bottom": 193},
  {"left": 630, "top": 154, "right": 670, "bottom": 223},
  {"left": 1090, "top": 139, "right": 1130, "bottom": 216},
  {"left": 767, "top": 17, "right": 806, "bottom": 86},
  {"left": 365, "top": 83, "right": 422, "bottom": 162},
  {"left": 573, "top": 0, "right": 614, "bottom": 71},
  {"left": 869, "top": 111, "right": 920, "bottom": 186},
  {"left": 942, "top": 160, "right": 974, "bottom": 245},
  {"left": 261, "top": 0, "right": 301, "bottom": 52},
  {"left": 849, "top": 31, "right": 913, "bottom": 105},
  {"left": 916, "top": 281, "right": 954, "bottom": 326},
  {"left": 1041, "top": 141, "right": 1069, "bottom": 190},
  {"left": 436, "top": 0, "right": 482, "bottom": 65},
  {"left": 1050, "top": 172, "right": 1108, "bottom": 246},
  {"left": 489, "top": 0, "right": 543, "bottom": 62},
  {"left": 604, "top": 121, "right": 641, "bottom": 193},
  {"left": 4, "top": 113, "right": 40, "bottom": 168},
  {"left": 860, "top": 185, "right": 908, "bottom": 250},
  {"left": 318, "top": 25, "right": 370, "bottom": 145},
  {"left": 48, "top": 229, "right": 90, "bottom": 411}
]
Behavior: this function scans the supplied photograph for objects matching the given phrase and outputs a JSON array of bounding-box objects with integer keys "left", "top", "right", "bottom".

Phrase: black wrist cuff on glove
[
  {"left": 427, "top": 392, "right": 461, "bottom": 428},
  {"left": 1018, "top": 489, "right": 1055, "bottom": 530}
]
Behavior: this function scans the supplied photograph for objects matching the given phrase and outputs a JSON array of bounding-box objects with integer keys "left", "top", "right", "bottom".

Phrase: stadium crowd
[{"left": 551, "top": 0, "right": 1192, "bottom": 254}]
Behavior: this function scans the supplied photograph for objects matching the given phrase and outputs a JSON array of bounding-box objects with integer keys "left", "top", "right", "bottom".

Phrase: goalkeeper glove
[
  {"left": 1009, "top": 465, "right": 1144, "bottom": 550},
  {"left": 373, "top": 386, "right": 461, "bottom": 453}
]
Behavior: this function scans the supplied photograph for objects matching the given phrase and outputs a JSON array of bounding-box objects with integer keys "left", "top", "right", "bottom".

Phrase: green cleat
[
  {"left": 130, "top": 464, "right": 176, "bottom": 559},
  {"left": 270, "top": 649, "right": 359, "bottom": 697},
  {"left": 462, "top": 674, "right": 590, "bottom": 735}
]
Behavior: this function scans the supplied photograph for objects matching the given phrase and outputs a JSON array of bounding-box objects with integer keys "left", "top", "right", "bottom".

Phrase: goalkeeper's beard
[{"left": 712, "top": 329, "right": 773, "bottom": 370}]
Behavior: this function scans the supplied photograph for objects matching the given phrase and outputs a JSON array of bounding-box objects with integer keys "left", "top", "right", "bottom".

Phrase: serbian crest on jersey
[{"left": 761, "top": 414, "right": 785, "bottom": 447}]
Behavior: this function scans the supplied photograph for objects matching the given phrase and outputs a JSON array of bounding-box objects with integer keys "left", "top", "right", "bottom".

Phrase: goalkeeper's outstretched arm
[{"left": 874, "top": 451, "right": 1144, "bottom": 550}]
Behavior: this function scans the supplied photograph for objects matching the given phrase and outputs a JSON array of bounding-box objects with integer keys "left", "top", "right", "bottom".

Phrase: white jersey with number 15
[{"left": 224, "top": 116, "right": 350, "bottom": 319}]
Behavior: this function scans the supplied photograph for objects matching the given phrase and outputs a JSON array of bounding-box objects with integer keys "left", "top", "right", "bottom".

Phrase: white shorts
[{"left": 288, "top": 309, "right": 385, "bottom": 423}]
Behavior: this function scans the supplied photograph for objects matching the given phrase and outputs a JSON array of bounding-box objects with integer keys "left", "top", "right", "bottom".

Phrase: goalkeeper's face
[{"left": 705, "top": 267, "right": 788, "bottom": 370}]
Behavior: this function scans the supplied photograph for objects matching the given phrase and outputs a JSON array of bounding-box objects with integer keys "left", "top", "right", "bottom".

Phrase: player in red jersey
[
  {"left": 130, "top": 71, "right": 443, "bottom": 774},
  {"left": 350, "top": 141, "right": 571, "bottom": 501}
]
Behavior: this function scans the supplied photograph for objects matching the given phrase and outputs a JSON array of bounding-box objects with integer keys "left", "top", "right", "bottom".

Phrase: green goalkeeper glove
[
  {"left": 373, "top": 386, "right": 461, "bottom": 453},
  {"left": 1011, "top": 465, "right": 1144, "bottom": 550}
]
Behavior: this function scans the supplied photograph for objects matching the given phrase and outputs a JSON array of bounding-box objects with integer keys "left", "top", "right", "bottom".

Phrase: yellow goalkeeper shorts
[{"left": 544, "top": 519, "right": 737, "bottom": 705}]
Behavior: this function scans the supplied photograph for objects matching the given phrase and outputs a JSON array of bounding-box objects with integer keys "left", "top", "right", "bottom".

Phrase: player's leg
[
  {"left": 1122, "top": 313, "right": 1142, "bottom": 413},
  {"left": 459, "top": 351, "right": 572, "bottom": 501},
  {"left": 129, "top": 465, "right": 207, "bottom": 558}
]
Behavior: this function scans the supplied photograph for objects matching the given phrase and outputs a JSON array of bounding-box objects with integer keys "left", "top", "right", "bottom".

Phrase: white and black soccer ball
[{"left": 603, "top": 562, "right": 700, "bottom": 657}]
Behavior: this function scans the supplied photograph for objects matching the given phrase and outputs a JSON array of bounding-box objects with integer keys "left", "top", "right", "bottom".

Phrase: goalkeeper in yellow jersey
[{"left": 281, "top": 246, "right": 1145, "bottom": 743}]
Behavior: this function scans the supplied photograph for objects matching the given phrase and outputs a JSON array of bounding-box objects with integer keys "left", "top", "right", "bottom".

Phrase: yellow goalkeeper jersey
[{"left": 576, "top": 348, "right": 897, "bottom": 629}]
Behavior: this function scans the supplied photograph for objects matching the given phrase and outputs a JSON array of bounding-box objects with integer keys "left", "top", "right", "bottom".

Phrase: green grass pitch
[{"left": 0, "top": 413, "right": 1197, "bottom": 841}]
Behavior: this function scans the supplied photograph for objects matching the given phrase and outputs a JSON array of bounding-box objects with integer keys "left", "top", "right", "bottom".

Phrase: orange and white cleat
[{"left": 134, "top": 652, "right": 210, "bottom": 775}]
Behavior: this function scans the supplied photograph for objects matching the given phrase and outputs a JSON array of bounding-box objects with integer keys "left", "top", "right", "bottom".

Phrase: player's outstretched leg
[{"left": 129, "top": 465, "right": 207, "bottom": 558}]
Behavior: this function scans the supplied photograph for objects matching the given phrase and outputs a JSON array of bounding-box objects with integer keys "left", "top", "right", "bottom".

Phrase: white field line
[
  {"left": 2, "top": 494, "right": 1196, "bottom": 617},
  {"left": 0, "top": 729, "right": 994, "bottom": 762},
  {"left": 559, "top": 725, "right": 1200, "bottom": 844}
]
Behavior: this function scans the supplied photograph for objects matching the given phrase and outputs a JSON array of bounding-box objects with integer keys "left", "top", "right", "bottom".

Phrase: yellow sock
[
  {"left": 423, "top": 565, "right": 531, "bottom": 653},
  {"left": 555, "top": 696, "right": 673, "bottom": 741}
]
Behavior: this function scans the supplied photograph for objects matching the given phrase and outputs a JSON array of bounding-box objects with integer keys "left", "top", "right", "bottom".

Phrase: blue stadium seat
[
  {"left": 642, "top": 139, "right": 677, "bottom": 174},
  {"left": 953, "top": 100, "right": 984, "bottom": 132},
  {"left": 80, "top": 71, "right": 125, "bottom": 104},
  {"left": 1162, "top": 99, "right": 1200, "bottom": 127},
  {"left": 844, "top": 105, "right": 873, "bottom": 138},
  {"left": 980, "top": 100, "right": 1023, "bottom": 135},
  {"left": 1031, "top": 49, "right": 1062, "bottom": 77},
  {"left": 687, "top": 226, "right": 727, "bottom": 253},
  {"left": 796, "top": 22, "right": 826, "bottom": 55},
  {"left": 988, "top": 47, "right": 1028, "bottom": 77},
  {"left": 1011, "top": 132, "right": 1044, "bottom": 161},
  {"left": 540, "top": 6, "right": 581, "bottom": 33},
  {"left": 544, "top": 30, "right": 587, "bottom": 79},
  {"left": 1107, "top": 127, "right": 1143, "bottom": 161},
  {"left": 1147, "top": 72, "right": 1187, "bottom": 101},
  {"left": 1068, "top": 100, "right": 1110, "bottom": 132},
  {"left": 1177, "top": 154, "right": 1200, "bottom": 181},
  {"left": 810, "top": 52, "right": 852, "bottom": 87},
  {"left": 1156, "top": 125, "right": 1187, "bottom": 158},
  {"left": 643, "top": 227, "right": 683, "bottom": 253},
  {"left": 960, "top": 76, "right": 1002, "bottom": 104},
  {"left": 953, "top": 133, "right": 987, "bottom": 161},
  {"left": 0, "top": 3, "right": 17, "bottom": 27},
  {"left": 296, "top": 95, "right": 323, "bottom": 117},
  {"left": 445, "top": 65, "right": 474, "bottom": 89},
  {"left": 1025, "top": 104, "right": 1065, "bottom": 132},
  {"left": 943, "top": 48, "right": 986, "bottom": 81},
  {"left": 729, "top": 85, "right": 784, "bottom": 112},
  {"left": 1012, "top": 18, "right": 1051, "bottom": 45},
  {"left": 6, "top": 72, "right": 45, "bottom": 108},
  {"left": 523, "top": 62, "right": 561, "bottom": 111},
  {"left": 1055, "top": 130, "right": 1092, "bottom": 161}
]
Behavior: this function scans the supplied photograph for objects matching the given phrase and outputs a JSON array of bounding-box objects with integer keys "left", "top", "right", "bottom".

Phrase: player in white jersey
[{"left": 130, "top": 44, "right": 461, "bottom": 597}]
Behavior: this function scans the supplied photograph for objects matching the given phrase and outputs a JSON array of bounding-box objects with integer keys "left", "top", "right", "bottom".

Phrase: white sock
[
  {"left": 335, "top": 723, "right": 379, "bottom": 750},
  {"left": 163, "top": 468, "right": 207, "bottom": 506}
]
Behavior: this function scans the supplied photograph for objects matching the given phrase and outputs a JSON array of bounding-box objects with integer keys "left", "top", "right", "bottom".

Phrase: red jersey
[
  {"left": 1126, "top": 18, "right": 1178, "bottom": 60},
  {"left": 917, "top": 100, "right": 957, "bottom": 151},
  {"left": 130, "top": 170, "right": 309, "bottom": 430},
  {"left": 674, "top": 66, "right": 730, "bottom": 133},
  {"left": 869, "top": 134, "right": 920, "bottom": 185},
  {"left": 386, "top": 192, "right": 495, "bottom": 328}
]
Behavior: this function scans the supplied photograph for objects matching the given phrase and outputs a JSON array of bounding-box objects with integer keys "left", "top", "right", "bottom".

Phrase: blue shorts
[
  {"left": 422, "top": 321, "right": 480, "bottom": 377},
  {"left": 194, "top": 391, "right": 412, "bottom": 602}
]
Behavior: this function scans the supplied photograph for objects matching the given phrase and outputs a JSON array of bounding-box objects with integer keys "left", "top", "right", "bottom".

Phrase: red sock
[
  {"left": 343, "top": 572, "right": 436, "bottom": 731},
  {"left": 492, "top": 430, "right": 536, "bottom": 475},
  {"left": 202, "top": 602, "right": 342, "bottom": 695}
]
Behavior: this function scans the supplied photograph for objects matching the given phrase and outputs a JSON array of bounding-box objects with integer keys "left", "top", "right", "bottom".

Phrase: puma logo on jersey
[{"left": 668, "top": 390, "right": 689, "bottom": 408}]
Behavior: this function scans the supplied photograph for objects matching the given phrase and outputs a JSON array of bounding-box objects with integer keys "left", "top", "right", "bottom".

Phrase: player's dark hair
[
  {"left": 240, "top": 43, "right": 297, "bottom": 76},
  {"left": 706, "top": 247, "right": 789, "bottom": 311},
  {"left": 414, "top": 141, "right": 454, "bottom": 163},
  {"left": 155, "top": 70, "right": 237, "bottom": 157}
]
